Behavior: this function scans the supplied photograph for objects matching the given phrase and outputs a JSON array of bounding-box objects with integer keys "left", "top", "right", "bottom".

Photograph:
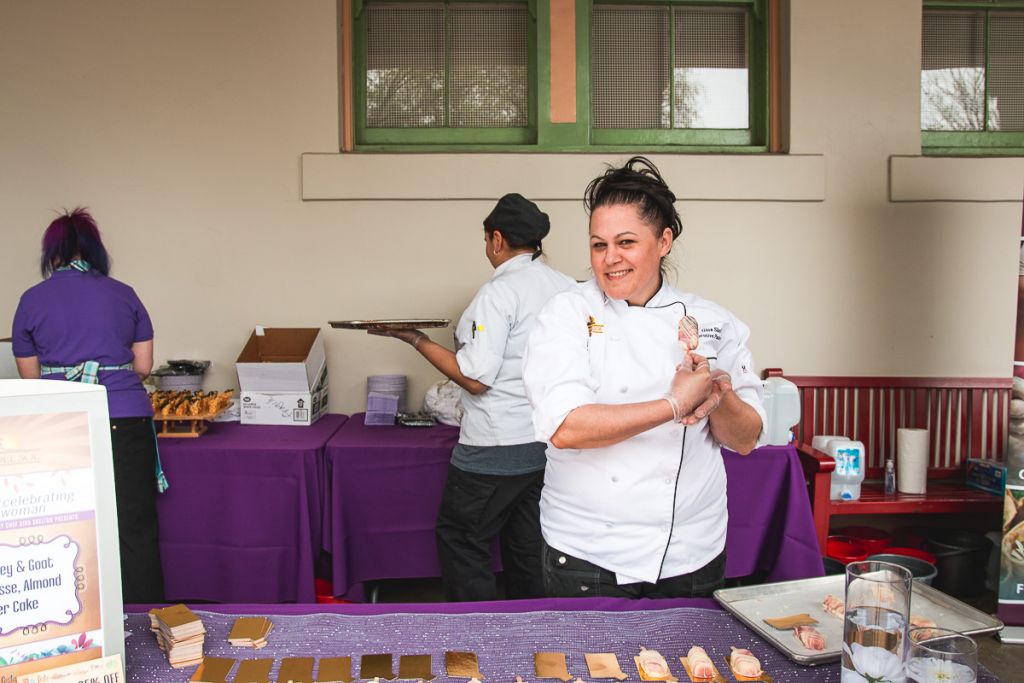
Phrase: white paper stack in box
[
  {"left": 365, "top": 374, "right": 406, "bottom": 426},
  {"left": 149, "top": 603, "right": 206, "bottom": 668}
]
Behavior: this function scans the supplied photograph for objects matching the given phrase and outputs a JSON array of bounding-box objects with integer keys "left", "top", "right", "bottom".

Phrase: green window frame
[
  {"left": 588, "top": 0, "right": 768, "bottom": 150},
  {"left": 922, "top": 1, "right": 1024, "bottom": 155},
  {"left": 351, "top": 0, "right": 769, "bottom": 151},
  {"left": 354, "top": 0, "right": 538, "bottom": 146}
]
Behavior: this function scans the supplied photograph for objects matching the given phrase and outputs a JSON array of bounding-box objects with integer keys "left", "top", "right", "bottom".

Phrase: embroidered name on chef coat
[{"left": 699, "top": 325, "right": 723, "bottom": 341}]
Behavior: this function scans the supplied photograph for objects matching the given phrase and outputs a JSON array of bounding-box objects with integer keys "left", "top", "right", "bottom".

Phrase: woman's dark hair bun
[{"left": 584, "top": 156, "right": 682, "bottom": 241}]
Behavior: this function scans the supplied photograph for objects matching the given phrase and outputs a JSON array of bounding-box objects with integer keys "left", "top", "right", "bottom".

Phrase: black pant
[
  {"left": 110, "top": 417, "right": 165, "bottom": 603},
  {"left": 435, "top": 464, "right": 545, "bottom": 601},
  {"left": 541, "top": 542, "right": 726, "bottom": 599}
]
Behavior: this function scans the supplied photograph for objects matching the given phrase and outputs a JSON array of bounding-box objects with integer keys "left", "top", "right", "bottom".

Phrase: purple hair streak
[{"left": 41, "top": 207, "right": 111, "bottom": 277}]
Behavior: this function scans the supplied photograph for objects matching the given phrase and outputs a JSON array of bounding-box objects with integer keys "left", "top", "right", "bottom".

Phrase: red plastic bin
[
  {"left": 826, "top": 536, "right": 869, "bottom": 564},
  {"left": 315, "top": 578, "right": 350, "bottom": 604},
  {"left": 833, "top": 526, "right": 891, "bottom": 556}
]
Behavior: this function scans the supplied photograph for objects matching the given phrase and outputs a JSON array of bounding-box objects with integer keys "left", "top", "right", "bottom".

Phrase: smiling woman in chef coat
[{"left": 522, "top": 157, "right": 766, "bottom": 598}]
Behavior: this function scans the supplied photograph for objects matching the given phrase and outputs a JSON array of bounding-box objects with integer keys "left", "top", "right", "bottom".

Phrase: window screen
[
  {"left": 922, "top": 7, "right": 1024, "bottom": 133},
  {"left": 592, "top": 7, "right": 670, "bottom": 129},
  {"left": 366, "top": 2, "right": 529, "bottom": 129},
  {"left": 989, "top": 12, "right": 1024, "bottom": 131},
  {"left": 592, "top": 4, "right": 749, "bottom": 130},
  {"left": 450, "top": 5, "right": 529, "bottom": 127},
  {"left": 921, "top": 11, "right": 985, "bottom": 131},
  {"left": 366, "top": 5, "right": 444, "bottom": 128},
  {"left": 673, "top": 8, "right": 748, "bottom": 129}
]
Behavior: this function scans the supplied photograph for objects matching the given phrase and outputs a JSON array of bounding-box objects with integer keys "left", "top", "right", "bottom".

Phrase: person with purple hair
[{"left": 12, "top": 207, "right": 165, "bottom": 603}]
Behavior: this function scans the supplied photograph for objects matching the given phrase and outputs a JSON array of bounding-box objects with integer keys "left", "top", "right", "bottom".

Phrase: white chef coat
[
  {"left": 522, "top": 279, "right": 766, "bottom": 584},
  {"left": 455, "top": 253, "right": 576, "bottom": 447}
]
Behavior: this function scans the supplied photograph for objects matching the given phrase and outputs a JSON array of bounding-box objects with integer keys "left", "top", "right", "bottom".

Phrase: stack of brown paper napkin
[
  {"left": 227, "top": 616, "right": 274, "bottom": 649},
  {"left": 149, "top": 603, "right": 206, "bottom": 668}
]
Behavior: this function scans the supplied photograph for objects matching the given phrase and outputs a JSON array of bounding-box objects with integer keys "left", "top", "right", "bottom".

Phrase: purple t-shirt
[{"left": 12, "top": 269, "right": 154, "bottom": 418}]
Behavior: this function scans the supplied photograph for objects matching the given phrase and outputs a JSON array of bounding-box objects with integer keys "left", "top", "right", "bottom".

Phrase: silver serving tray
[
  {"left": 714, "top": 575, "right": 1002, "bottom": 666},
  {"left": 329, "top": 319, "right": 451, "bottom": 330}
]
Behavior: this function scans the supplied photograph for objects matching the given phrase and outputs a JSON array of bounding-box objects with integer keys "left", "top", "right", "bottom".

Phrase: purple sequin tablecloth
[
  {"left": 123, "top": 599, "right": 1001, "bottom": 682},
  {"left": 324, "top": 415, "right": 824, "bottom": 599},
  {"left": 156, "top": 414, "right": 348, "bottom": 603}
]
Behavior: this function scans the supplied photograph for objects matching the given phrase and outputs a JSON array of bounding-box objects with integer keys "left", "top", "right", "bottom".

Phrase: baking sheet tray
[
  {"left": 714, "top": 575, "right": 1002, "bottom": 666},
  {"left": 329, "top": 319, "right": 450, "bottom": 330}
]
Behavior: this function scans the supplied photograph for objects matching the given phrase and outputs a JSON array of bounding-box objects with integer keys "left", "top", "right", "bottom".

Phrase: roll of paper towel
[{"left": 897, "top": 427, "right": 929, "bottom": 494}]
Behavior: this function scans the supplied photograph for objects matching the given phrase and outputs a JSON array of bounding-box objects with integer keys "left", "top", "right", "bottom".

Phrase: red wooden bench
[{"left": 764, "top": 369, "right": 1011, "bottom": 552}]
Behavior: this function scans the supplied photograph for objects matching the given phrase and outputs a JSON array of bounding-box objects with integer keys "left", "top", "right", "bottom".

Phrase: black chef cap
[{"left": 483, "top": 193, "right": 550, "bottom": 247}]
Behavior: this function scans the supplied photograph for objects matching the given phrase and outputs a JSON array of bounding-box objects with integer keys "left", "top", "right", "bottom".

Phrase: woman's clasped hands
[{"left": 666, "top": 353, "right": 733, "bottom": 426}]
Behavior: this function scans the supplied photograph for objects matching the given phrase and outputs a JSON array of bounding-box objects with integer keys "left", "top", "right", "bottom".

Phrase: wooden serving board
[{"left": 154, "top": 406, "right": 227, "bottom": 438}]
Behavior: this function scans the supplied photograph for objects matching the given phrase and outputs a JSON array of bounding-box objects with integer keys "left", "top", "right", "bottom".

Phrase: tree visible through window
[
  {"left": 364, "top": 2, "right": 529, "bottom": 130},
  {"left": 352, "top": 0, "right": 768, "bottom": 150},
  {"left": 921, "top": 2, "right": 1024, "bottom": 153},
  {"left": 592, "top": 4, "right": 748, "bottom": 130}
]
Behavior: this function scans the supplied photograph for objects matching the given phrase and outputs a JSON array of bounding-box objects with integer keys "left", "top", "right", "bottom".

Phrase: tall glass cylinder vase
[{"left": 841, "top": 560, "right": 914, "bottom": 683}]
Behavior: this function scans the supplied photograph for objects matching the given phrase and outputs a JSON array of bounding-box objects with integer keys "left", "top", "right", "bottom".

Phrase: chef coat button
[
  {"left": 619, "top": 386, "right": 628, "bottom": 393},
  {"left": 670, "top": 430, "right": 680, "bottom": 438},
  {"left": 611, "top": 475, "right": 619, "bottom": 483},
  {"left": 558, "top": 555, "right": 567, "bottom": 565},
  {"left": 664, "top": 478, "right": 672, "bottom": 485}
]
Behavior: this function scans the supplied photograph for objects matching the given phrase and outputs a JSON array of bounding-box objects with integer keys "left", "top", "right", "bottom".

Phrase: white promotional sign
[
  {"left": 0, "top": 536, "right": 82, "bottom": 636},
  {"left": 0, "top": 381, "right": 123, "bottom": 683}
]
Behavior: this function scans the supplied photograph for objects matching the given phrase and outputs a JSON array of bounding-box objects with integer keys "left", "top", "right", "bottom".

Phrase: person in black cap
[{"left": 369, "top": 193, "right": 574, "bottom": 601}]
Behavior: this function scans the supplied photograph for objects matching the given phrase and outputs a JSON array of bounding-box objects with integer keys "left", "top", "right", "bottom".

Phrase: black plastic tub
[
  {"left": 921, "top": 529, "right": 992, "bottom": 598},
  {"left": 823, "top": 557, "right": 846, "bottom": 575},
  {"left": 867, "top": 553, "right": 937, "bottom": 585}
]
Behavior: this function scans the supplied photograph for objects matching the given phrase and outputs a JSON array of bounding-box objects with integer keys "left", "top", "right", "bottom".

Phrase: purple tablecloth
[
  {"left": 324, "top": 415, "right": 824, "bottom": 599},
  {"left": 724, "top": 444, "right": 824, "bottom": 581},
  {"left": 156, "top": 414, "right": 348, "bottom": 603},
  {"left": 122, "top": 600, "right": 1000, "bottom": 682}
]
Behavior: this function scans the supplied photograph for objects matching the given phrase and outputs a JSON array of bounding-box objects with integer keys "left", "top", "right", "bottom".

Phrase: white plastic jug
[
  {"left": 829, "top": 439, "right": 866, "bottom": 501},
  {"left": 812, "top": 434, "right": 847, "bottom": 452},
  {"left": 761, "top": 377, "right": 801, "bottom": 445}
]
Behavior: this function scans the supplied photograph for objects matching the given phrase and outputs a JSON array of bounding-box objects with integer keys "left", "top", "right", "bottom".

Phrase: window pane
[
  {"left": 592, "top": 6, "right": 670, "bottom": 129},
  {"left": 366, "top": 4, "right": 444, "bottom": 128},
  {"left": 674, "top": 7, "right": 748, "bottom": 129},
  {"left": 921, "top": 10, "right": 985, "bottom": 132},
  {"left": 450, "top": 4, "right": 529, "bottom": 128},
  {"left": 989, "top": 12, "right": 1024, "bottom": 132}
]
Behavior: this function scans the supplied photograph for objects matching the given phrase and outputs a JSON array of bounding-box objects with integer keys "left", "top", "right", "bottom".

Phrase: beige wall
[{"left": 1, "top": 0, "right": 1022, "bottom": 416}]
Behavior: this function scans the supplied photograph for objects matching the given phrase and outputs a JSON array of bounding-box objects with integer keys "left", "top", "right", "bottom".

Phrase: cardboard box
[
  {"left": 965, "top": 457, "right": 1006, "bottom": 496},
  {"left": 236, "top": 327, "right": 328, "bottom": 426}
]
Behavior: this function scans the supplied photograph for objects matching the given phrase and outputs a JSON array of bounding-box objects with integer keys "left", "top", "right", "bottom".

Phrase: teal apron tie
[
  {"left": 151, "top": 422, "right": 170, "bottom": 494},
  {"left": 40, "top": 359, "right": 169, "bottom": 493},
  {"left": 55, "top": 259, "right": 92, "bottom": 273},
  {"left": 41, "top": 361, "right": 133, "bottom": 384}
]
